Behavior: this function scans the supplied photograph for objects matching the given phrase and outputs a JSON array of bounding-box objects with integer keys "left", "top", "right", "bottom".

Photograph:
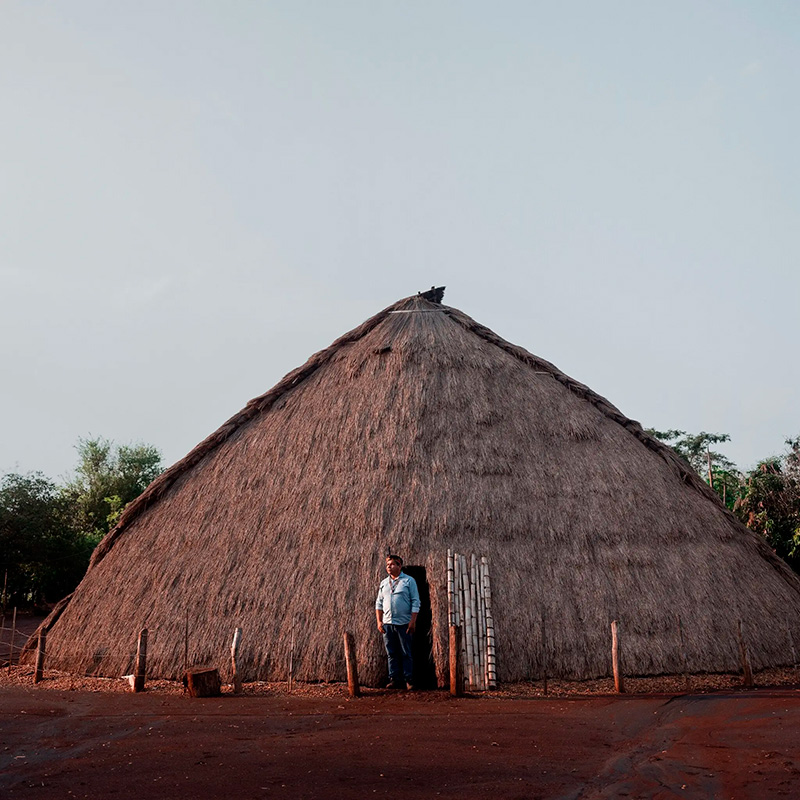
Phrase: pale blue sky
[{"left": 2, "top": 1, "right": 798, "bottom": 479}]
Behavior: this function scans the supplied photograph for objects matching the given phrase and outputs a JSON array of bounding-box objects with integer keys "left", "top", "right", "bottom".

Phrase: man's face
[{"left": 386, "top": 558, "right": 402, "bottom": 577}]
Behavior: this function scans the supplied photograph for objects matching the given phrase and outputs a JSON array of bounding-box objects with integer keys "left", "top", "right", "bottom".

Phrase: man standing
[{"left": 375, "top": 554, "right": 420, "bottom": 690}]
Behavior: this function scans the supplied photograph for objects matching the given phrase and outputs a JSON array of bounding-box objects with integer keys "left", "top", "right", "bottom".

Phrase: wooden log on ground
[
  {"left": 343, "top": 631, "right": 360, "bottom": 697},
  {"left": 33, "top": 630, "right": 46, "bottom": 684},
  {"left": 185, "top": 667, "right": 222, "bottom": 697},
  {"left": 611, "top": 619, "right": 625, "bottom": 693},
  {"left": 133, "top": 628, "right": 148, "bottom": 693},
  {"left": 449, "top": 624, "right": 463, "bottom": 696},
  {"left": 737, "top": 619, "right": 754, "bottom": 688},
  {"left": 231, "top": 627, "right": 243, "bottom": 694}
]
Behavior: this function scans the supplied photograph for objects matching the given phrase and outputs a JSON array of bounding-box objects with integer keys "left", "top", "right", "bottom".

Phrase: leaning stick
[
  {"left": 455, "top": 555, "right": 466, "bottom": 686},
  {"left": 482, "top": 557, "right": 497, "bottom": 689},
  {"left": 468, "top": 554, "right": 480, "bottom": 690},
  {"left": 477, "top": 557, "right": 487, "bottom": 690},
  {"left": 470, "top": 555, "right": 483, "bottom": 690},
  {"left": 461, "top": 555, "right": 475, "bottom": 690},
  {"left": 452, "top": 552, "right": 461, "bottom": 628},
  {"left": 447, "top": 549, "right": 455, "bottom": 627}
]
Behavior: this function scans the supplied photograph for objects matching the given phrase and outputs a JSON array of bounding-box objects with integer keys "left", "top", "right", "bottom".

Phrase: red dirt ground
[{"left": 2, "top": 682, "right": 800, "bottom": 799}]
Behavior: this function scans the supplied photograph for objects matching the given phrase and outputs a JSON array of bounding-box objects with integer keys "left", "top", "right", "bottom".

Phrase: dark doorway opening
[{"left": 402, "top": 565, "right": 437, "bottom": 689}]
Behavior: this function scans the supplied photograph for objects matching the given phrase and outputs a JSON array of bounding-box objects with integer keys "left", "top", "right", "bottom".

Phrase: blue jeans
[{"left": 383, "top": 623, "right": 413, "bottom": 685}]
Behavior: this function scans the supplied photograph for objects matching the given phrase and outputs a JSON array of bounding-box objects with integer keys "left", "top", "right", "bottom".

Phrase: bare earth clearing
[{"left": 2, "top": 667, "right": 800, "bottom": 800}]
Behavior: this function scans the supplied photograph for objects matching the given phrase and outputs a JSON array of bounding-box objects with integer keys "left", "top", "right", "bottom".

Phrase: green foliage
[
  {"left": 647, "top": 429, "right": 735, "bottom": 475},
  {"left": 647, "top": 428, "right": 739, "bottom": 508},
  {"left": 64, "top": 437, "right": 163, "bottom": 539},
  {"left": 734, "top": 438, "right": 800, "bottom": 573},
  {"left": 0, "top": 473, "right": 90, "bottom": 606},
  {"left": 1, "top": 437, "right": 163, "bottom": 608}
]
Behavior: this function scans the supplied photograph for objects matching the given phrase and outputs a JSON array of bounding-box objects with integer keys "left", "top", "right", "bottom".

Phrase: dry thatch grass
[{"left": 22, "top": 294, "right": 800, "bottom": 687}]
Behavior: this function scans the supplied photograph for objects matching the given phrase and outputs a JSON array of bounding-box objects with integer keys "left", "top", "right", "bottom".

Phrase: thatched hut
[{"left": 26, "top": 292, "right": 800, "bottom": 686}]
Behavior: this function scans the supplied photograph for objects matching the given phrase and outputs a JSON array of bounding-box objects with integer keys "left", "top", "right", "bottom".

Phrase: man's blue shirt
[{"left": 375, "top": 572, "right": 421, "bottom": 625}]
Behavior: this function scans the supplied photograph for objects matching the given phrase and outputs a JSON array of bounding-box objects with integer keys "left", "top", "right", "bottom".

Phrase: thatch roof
[{"left": 25, "top": 293, "right": 800, "bottom": 685}]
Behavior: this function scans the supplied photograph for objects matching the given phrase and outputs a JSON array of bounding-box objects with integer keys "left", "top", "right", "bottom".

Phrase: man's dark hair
[{"left": 386, "top": 554, "right": 403, "bottom": 565}]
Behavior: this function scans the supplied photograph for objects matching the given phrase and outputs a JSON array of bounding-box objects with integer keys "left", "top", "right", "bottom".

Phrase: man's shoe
[
  {"left": 385, "top": 681, "right": 403, "bottom": 690},
  {"left": 405, "top": 682, "right": 415, "bottom": 691}
]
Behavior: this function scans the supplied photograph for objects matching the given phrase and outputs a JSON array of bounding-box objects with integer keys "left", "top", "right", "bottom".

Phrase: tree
[
  {"left": 647, "top": 429, "right": 739, "bottom": 507},
  {"left": 734, "top": 437, "right": 800, "bottom": 573},
  {"left": 64, "top": 437, "right": 163, "bottom": 540},
  {"left": 0, "top": 473, "right": 89, "bottom": 606}
]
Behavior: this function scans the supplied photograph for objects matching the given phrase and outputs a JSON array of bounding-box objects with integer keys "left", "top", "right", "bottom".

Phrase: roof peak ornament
[{"left": 418, "top": 286, "right": 445, "bottom": 304}]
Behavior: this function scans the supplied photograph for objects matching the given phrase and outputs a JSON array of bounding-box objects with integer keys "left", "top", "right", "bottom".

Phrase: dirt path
[{"left": 2, "top": 686, "right": 799, "bottom": 799}]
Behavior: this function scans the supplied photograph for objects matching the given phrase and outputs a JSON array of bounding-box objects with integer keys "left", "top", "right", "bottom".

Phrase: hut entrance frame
[{"left": 401, "top": 565, "right": 438, "bottom": 689}]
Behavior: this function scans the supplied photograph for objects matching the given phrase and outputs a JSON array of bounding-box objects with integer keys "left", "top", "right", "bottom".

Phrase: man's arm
[
  {"left": 407, "top": 611, "right": 418, "bottom": 634},
  {"left": 376, "top": 608, "right": 385, "bottom": 634}
]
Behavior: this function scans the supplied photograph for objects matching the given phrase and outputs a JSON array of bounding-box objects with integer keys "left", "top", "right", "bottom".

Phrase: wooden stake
[
  {"left": 676, "top": 614, "right": 690, "bottom": 691},
  {"left": 787, "top": 624, "right": 797, "bottom": 669},
  {"left": 611, "top": 620, "right": 624, "bottom": 693},
  {"left": 541, "top": 608, "right": 548, "bottom": 696},
  {"left": 288, "top": 620, "right": 295, "bottom": 693},
  {"left": 183, "top": 610, "right": 189, "bottom": 675},
  {"left": 737, "top": 620, "right": 754, "bottom": 688},
  {"left": 8, "top": 607, "right": 16, "bottom": 672},
  {"left": 231, "top": 627, "right": 243, "bottom": 694},
  {"left": 33, "top": 630, "right": 46, "bottom": 684},
  {"left": 343, "top": 631, "right": 360, "bottom": 697},
  {"left": 133, "top": 628, "right": 148, "bottom": 693},
  {"left": 449, "top": 624, "right": 463, "bottom": 696}
]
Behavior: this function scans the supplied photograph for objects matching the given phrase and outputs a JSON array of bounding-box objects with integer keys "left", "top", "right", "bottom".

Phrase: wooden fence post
[
  {"left": 611, "top": 620, "right": 625, "bottom": 693},
  {"left": 737, "top": 620, "right": 754, "bottom": 688},
  {"left": 133, "top": 628, "right": 148, "bottom": 693},
  {"left": 7, "top": 607, "right": 16, "bottom": 672},
  {"left": 541, "top": 609, "right": 548, "bottom": 696},
  {"left": 787, "top": 624, "right": 797, "bottom": 669},
  {"left": 449, "top": 624, "right": 463, "bottom": 696},
  {"left": 231, "top": 627, "right": 243, "bottom": 694},
  {"left": 676, "top": 614, "right": 690, "bottom": 691},
  {"left": 34, "top": 630, "right": 47, "bottom": 684},
  {"left": 343, "top": 631, "right": 360, "bottom": 697}
]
